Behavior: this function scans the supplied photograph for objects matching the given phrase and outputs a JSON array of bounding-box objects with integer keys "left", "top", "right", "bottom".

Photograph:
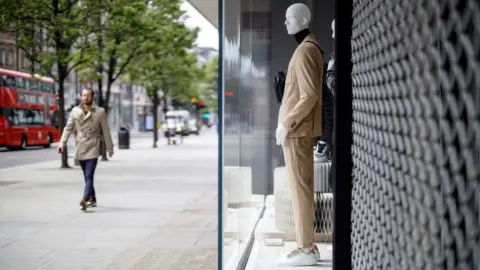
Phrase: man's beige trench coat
[{"left": 60, "top": 105, "right": 114, "bottom": 161}]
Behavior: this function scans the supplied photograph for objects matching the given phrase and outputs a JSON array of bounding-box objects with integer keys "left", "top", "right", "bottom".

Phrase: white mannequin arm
[{"left": 327, "top": 59, "right": 334, "bottom": 70}]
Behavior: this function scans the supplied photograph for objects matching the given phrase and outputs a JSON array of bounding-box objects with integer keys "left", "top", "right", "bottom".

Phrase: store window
[
  {"left": 6, "top": 48, "right": 14, "bottom": 67},
  {"left": 222, "top": 0, "right": 273, "bottom": 268},
  {"left": 221, "top": 1, "right": 338, "bottom": 268},
  {"left": 34, "top": 62, "right": 41, "bottom": 73},
  {"left": 0, "top": 45, "right": 4, "bottom": 65},
  {"left": 21, "top": 53, "right": 30, "bottom": 69}
]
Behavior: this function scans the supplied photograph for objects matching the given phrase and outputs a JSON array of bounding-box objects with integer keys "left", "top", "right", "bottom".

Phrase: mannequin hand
[
  {"left": 276, "top": 124, "right": 287, "bottom": 146},
  {"left": 327, "top": 59, "right": 335, "bottom": 70}
]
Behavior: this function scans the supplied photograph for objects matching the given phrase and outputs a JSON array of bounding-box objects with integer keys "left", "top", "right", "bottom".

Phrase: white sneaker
[
  {"left": 312, "top": 244, "right": 321, "bottom": 261},
  {"left": 314, "top": 141, "right": 329, "bottom": 163},
  {"left": 277, "top": 248, "right": 318, "bottom": 266}
]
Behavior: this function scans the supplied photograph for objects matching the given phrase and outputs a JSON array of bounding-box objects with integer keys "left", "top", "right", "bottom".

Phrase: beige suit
[
  {"left": 60, "top": 105, "right": 114, "bottom": 161},
  {"left": 278, "top": 34, "right": 323, "bottom": 248}
]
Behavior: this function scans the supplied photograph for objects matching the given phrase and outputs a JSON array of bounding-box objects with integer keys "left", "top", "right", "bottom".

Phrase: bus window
[
  {"left": 45, "top": 83, "right": 54, "bottom": 93},
  {"left": 15, "top": 77, "right": 26, "bottom": 90},
  {"left": 7, "top": 109, "right": 18, "bottom": 125},
  {"left": 0, "top": 75, "right": 6, "bottom": 87},
  {"left": 17, "top": 110, "right": 28, "bottom": 125},
  {"left": 40, "top": 82, "right": 51, "bottom": 93},
  {"left": 31, "top": 110, "right": 44, "bottom": 125},
  {"left": 5, "top": 76, "right": 15, "bottom": 87},
  {"left": 30, "top": 80, "right": 39, "bottom": 91}
]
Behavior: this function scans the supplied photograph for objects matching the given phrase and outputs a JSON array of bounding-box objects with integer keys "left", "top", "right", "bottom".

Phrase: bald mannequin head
[{"left": 284, "top": 3, "right": 311, "bottom": 35}]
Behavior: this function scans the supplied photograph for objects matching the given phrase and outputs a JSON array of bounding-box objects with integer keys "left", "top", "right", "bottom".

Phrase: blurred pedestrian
[{"left": 57, "top": 88, "right": 114, "bottom": 211}]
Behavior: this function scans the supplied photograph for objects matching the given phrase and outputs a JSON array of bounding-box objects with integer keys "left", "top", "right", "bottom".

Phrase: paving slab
[{"left": 0, "top": 132, "right": 219, "bottom": 270}]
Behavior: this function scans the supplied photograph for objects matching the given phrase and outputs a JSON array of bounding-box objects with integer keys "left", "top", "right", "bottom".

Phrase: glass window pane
[
  {"left": 23, "top": 78, "right": 29, "bottom": 90},
  {"left": 15, "top": 78, "right": 25, "bottom": 89},
  {"left": 30, "top": 80, "right": 39, "bottom": 91}
]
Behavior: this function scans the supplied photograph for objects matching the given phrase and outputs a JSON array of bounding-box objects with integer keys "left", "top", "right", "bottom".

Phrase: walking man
[{"left": 57, "top": 88, "right": 114, "bottom": 211}]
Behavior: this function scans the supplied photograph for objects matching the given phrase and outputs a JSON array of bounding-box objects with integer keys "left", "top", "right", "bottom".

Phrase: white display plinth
[
  {"left": 273, "top": 167, "right": 289, "bottom": 191},
  {"left": 224, "top": 166, "right": 252, "bottom": 205}
]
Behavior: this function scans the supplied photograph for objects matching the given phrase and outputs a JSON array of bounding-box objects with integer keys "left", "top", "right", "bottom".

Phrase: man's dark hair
[{"left": 83, "top": 88, "right": 95, "bottom": 98}]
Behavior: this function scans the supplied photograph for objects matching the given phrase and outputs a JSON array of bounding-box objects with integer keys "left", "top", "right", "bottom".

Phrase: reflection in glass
[{"left": 222, "top": 0, "right": 271, "bottom": 268}]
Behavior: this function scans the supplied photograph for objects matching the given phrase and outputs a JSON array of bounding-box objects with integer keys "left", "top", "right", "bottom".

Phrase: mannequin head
[
  {"left": 331, "top": 19, "right": 335, "bottom": 39},
  {"left": 284, "top": 3, "right": 311, "bottom": 35}
]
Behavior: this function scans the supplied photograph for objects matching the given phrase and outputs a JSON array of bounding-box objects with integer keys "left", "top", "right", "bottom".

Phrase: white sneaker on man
[{"left": 277, "top": 248, "right": 318, "bottom": 266}]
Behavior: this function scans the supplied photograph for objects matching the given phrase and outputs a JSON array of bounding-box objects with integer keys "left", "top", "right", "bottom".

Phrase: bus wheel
[
  {"left": 21, "top": 135, "right": 28, "bottom": 150},
  {"left": 44, "top": 133, "right": 52, "bottom": 148}
]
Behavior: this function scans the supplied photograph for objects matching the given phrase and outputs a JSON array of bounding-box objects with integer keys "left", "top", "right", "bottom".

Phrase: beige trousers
[{"left": 283, "top": 137, "right": 315, "bottom": 248}]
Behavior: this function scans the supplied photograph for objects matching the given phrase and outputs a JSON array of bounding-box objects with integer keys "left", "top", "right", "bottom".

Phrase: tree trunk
[
  {"left": 97, "top": 20, "right": 108, "bottom": 161},
  {"left": 97, "top": 77, "right": 108, "bottom": 161},
  {"left": 57, "top": 70, "right": 70, "bottom": 169},
  {"left": 162, "top": 90, "right": 169, "bottom": 114},
  {"left": 152, "top": 92, "right": 159, "bottom": 148},
  {"left": 105, "top": 48, "right": 118, "bottom": 116}
]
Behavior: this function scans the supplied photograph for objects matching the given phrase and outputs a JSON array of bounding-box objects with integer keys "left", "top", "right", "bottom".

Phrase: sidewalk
[
  {"left": 51, "top": 129, "right": 152, "bottom": 149},
  {"left": 0, "top": 134, "right": 218, "bottom": 270}
]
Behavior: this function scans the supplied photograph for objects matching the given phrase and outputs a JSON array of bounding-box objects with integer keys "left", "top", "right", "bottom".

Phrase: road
[
  {"left": 0, "top": 130, "right": 180, "bottom": 169},
  {"left": 0, "top": 128, "right": 218, "bottom": 270}
]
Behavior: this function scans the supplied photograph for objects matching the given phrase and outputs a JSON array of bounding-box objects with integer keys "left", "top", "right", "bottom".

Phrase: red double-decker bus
[{"left": 0, "top": 68, "right": 60, "bottom": 149}]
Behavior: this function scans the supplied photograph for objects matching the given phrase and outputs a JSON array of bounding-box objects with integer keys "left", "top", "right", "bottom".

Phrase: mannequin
[
  {"left": 314, "top": 19, "right": 336, "bottom": 171},
  {"left": 314, "top": 19, "right": 336, "bottom": 164},
  {"left": 327, "top": 19, "right": 335, "bottom": 84},
  {"left": 276, "top": 3, "right": 323, "bottom": 267}
]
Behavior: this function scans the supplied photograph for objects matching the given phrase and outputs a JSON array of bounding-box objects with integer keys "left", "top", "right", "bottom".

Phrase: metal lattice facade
[{"left": 349, "top": 0, "right": 480, "bottom": 269}]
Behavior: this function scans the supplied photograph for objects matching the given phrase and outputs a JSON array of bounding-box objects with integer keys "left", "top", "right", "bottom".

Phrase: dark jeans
[{"left": 79, "top": 158, "right": 98, "bottom": 201}]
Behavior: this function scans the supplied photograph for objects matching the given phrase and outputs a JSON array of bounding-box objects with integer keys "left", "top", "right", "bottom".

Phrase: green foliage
[
  {"left": 199, "top": 55, "right": 218, "bottom": 109},
  {"left": 74, "top": 0, "right": 158, "bottom": 110},
  {"left": 124, "top": 0, "right": 201, "bottom": 104}
]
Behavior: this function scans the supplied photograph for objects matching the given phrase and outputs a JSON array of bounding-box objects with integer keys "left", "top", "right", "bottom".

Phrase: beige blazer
[
  {"left": 278, "top": 34, "right": 323, "bottom": 138},
  {"left": 60, "top": 105, "right": 114, "bottom": 160}
]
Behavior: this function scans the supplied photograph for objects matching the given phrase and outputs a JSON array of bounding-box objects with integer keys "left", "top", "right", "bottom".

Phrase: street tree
[
  {"left": 75, "top": 0, "right": 153, "bottom": 113},
  {"left": 0, "top": 0, "right": 96, "bottom": 168},
  {"left": 125, "top": 0, "right": 199, "bottom": 148},
  {"left": 75, "top": 0, "right": 155, "bottom": 160}
]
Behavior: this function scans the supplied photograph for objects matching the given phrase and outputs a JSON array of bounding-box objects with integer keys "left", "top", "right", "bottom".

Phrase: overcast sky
[{"left": 181, "top": 1, "right": 219, "bottom": 50}]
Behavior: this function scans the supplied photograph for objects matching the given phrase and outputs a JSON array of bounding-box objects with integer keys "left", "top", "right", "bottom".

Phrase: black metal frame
[{"left": 332, "top": 0, "right": 353, "bottom": 269}]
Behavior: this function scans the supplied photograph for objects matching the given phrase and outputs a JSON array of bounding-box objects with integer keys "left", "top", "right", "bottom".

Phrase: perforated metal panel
[
  {"left": 275, "top": 188, "right": 333, "bottom": 236},
  {"left": 350, "top": 0, "right": 480, "bottom": 269}
]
